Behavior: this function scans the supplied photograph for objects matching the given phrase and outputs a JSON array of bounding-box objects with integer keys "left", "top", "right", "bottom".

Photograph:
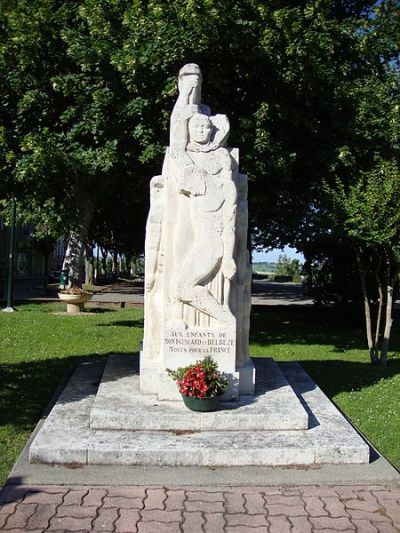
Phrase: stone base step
[
  {"left": 29, "top": 357, "right": 370, "bottom": 467},
  {"left": 89, "top": 355, "right": 309, "bottom": 431}
]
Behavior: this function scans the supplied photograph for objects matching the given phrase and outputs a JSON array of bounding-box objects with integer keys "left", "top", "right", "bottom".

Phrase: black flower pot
[{"left": 181, "top": 394, "right": 220, "bottom": 412}]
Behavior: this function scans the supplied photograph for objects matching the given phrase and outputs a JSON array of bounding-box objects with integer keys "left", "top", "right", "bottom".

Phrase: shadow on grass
[
  {"left": 294, "top": 359, "right": 400, "bottom": 398},
  {"left": 96, "top": 319, "right": 144, "bottom": 328},
  {"left": 250, "top": 306, "right": 400, "bottom": 399},
  {"left": 86, "top": 307, "right": 116, "bottom": 314},
  {"left": 0, "top": 352, "right": 136, "bottom": 432},
  {"left": 2, "top": 304, "right": 399, "bottom": 458},
  {"left": 250, "top": 305, "right": 400, "bottom": 354}
]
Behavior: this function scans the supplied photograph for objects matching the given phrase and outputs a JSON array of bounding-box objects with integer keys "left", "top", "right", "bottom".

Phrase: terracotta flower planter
[
  {"left": 181, "top": 394, "right": 220, "bottom": 412},
  {"left": 58, "top": 292, "right": 93, "bottom": 314}
]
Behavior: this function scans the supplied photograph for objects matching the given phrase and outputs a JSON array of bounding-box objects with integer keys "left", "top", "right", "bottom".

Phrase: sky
[{"left": 252, "top": 245, "right": 304, "bottom": 263}]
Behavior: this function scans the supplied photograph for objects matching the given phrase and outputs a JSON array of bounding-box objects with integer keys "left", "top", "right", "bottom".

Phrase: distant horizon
[{"left": 252, "top": 245, "right": 304, "bottom": 263}]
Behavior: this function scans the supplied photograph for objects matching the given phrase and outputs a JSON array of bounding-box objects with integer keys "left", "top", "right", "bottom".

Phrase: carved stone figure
[
  {"left": 141, "top": 64, "right": 254, "bottom": 400},
  {"left": 169, "top": 112, "right": 237, "bottom": 327}
]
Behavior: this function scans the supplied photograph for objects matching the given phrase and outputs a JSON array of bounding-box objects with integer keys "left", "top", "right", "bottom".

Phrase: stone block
[
  {"left": 29, "top": 357, "right": 370, "bottom": 467},
  {"left": 29, "top": 362, "right": 103, "bottom": 465},
  {"left": 139, "top": 355, "right": 159, "bottom": 395},
  {"left": 90, "top": 355, "right": 308, "bottom": 431}
]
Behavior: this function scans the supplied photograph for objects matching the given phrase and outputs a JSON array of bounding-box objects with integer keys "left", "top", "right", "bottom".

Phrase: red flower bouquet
[{"left": 166, "top": 356, "right": 228, "bottom": 399}]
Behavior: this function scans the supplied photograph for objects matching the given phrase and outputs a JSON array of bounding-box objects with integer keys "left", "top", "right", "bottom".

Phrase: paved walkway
[
  {"left": 91, "top": 282, "right": 144, "bottom": 305},
  {"left": 5, "top": 280, "right": 314, "bottom": 307},
  {"left": 251, "top": 280, "right": 313, "bottom": 306},
  {"left": 90, "top": 280, "right": 314, "bottom": 307},
  {"left": 1, "top": 484, "right": 400, "bottom": 532}
]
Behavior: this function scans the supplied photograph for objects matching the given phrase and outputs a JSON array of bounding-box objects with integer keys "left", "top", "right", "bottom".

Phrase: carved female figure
[{"left": 170, "top": 112, "right": 238, "bottom": 327}]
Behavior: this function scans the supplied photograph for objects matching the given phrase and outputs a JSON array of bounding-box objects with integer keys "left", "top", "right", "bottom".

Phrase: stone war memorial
[
  {"left": 141, "top": 63, "right": 254, "bottom": 402},
  {"left": 29, "top": 65, "right": 370, "bottom": 467}
]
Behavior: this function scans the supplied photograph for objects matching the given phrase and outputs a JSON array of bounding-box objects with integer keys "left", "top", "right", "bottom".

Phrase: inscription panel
[{"left": 162, "top": 327, "right": 236, "bottom": 372}]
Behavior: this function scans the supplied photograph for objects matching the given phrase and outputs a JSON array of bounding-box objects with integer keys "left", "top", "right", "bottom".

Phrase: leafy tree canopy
[{"left": 0, "top": 0, "right": 398, "bottom": 261}]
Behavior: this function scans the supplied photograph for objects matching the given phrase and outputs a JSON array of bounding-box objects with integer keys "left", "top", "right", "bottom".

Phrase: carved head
[{"left": 188, "top": 113, "right": 213, "bottom": 144}]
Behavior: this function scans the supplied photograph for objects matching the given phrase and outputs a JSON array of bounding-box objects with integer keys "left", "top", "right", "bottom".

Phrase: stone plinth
[
  {"left": 29, "top": 355, "right": 370, "bottom": 467},
  {"left": 90, "top": 355, "right": 308, "bottom": 431}
]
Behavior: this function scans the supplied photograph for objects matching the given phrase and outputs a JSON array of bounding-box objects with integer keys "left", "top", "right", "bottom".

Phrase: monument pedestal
[
  {"left": 141, "top": 324, "right": 255, "bottom": 401},
  {"left": 92, "top": 355, "right": 306, "bottom": 431},
  {"left": 29, "top": 354, "right": 370, "bottom": 466}
]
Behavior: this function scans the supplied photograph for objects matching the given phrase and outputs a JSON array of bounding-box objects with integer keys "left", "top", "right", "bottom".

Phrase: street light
[
  {"left": 3, "top": 198, "right": 17, "bottom": 312},
  {"left": 96, "top": 245, "right": 100, "bottom": 283}
]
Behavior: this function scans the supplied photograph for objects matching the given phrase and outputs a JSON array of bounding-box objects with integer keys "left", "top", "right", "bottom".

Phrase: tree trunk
[
  {"left": 62, "top": 204, "right": 93, "bottom": 288},
  {"left": 380, "top": 248, "right": 399, "bottom": 366},
  {"left": 355, "top": 249, "right": 379, "bottom": 364},
  {"left": 95, "top": 246, "right": 100, "bottom": 283},
  {"left": 380, "top": 283, "right": 393, "bottom": 367},
  {"left": 100, "top": 248, "right": 108, "bottom": 276},
  {"left": 129, "top": 256, "right": 137, "bottom": 278},
  {"left": 374, "top": 254, "right": 383, "bottom": 347},
  {"left": 112, "top": 252, "right": 118, "bottom": 278},
  {"left": 125, "top": 253, "right": 133, "bottom": 277},
  {"left": 85, "top": 242, "right": 94, "bottom": 285}
]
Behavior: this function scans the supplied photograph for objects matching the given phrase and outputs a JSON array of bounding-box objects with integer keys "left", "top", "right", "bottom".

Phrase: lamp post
[
  {"left": 96, "top": 245, "right": 100, "bottom": 283},
  {"left": 3, "top": 198, "right": 17, "bottom": 312}
]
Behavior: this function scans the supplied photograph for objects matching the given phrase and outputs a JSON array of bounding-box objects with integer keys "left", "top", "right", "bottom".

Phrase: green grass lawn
[
  {"left": 0, "top": 302, "right": 399, "bottom": 487},
  {"left": 0, "top": 303, "right": 144, "bottom": 486},
  {"left": 251, "top": 305, "right": 400, "bottom": 470}
]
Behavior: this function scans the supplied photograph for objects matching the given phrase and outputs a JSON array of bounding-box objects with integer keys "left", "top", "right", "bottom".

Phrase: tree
[
  {"left": 0, "top": 1, "right": 144, "bottom": 286},
  {"left": 275, "top": 254, "right": 303, "bottom": 282},
  {"left": 302, "top": 235, "right": 362, "bottom": 308},
  {"left": 328, "top": 161, "right": 400, "bottom": 366},
  {"left": 1, "top": 0, "right": 398, "bottom": 296},
  {"left": 318, "top": 0, "right": 400, "bottom": 364}
]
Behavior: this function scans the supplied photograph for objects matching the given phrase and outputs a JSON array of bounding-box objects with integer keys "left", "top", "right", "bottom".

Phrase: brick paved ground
[{"left": 1, "top": 484, "right": 400, "bottom": 532}]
